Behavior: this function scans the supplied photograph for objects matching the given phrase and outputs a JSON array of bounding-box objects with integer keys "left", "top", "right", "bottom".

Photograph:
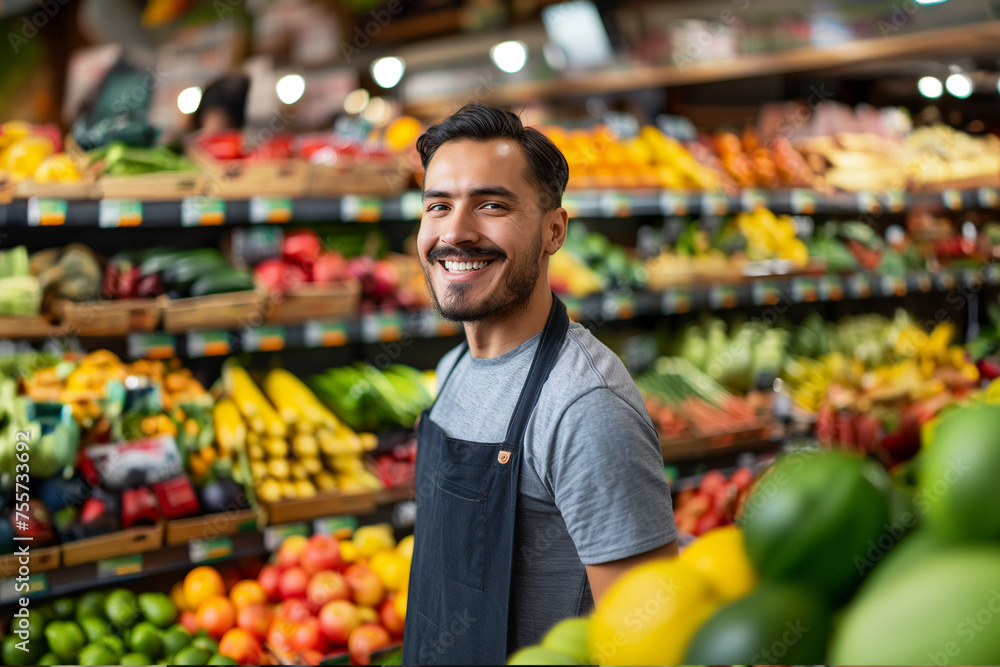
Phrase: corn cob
[{"left": 212, "top": 397, "right": 246, "bottom": 456}]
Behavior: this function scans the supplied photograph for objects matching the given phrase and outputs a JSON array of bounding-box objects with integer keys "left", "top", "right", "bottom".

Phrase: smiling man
[{"left": 402, "top": 104, "right": 677, "bottom": 665}]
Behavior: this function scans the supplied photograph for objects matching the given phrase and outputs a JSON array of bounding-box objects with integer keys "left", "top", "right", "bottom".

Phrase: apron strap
[{"left": 504, "top": 294, "right": 569, "bottom": 447}]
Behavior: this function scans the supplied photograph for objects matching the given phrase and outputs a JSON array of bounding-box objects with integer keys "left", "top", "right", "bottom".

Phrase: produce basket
[
  {"left": 162, "top": 290, "right": 262, "bottom": 333},
  {"left": 660, "top": 423, "right": 773, "bottom": 462},
  {"left": 908, "top": 173, "right": 1000, "bottom": 194},
  {"left": 308, "top": 152, "right": 411, "bottom": 197},
  {"left": 187, "top": 144, "right": 310, "bottom": 199},
  {"left": 0, "top": 315, "right": 65, "bottom": 339},
  {"left": 61, "top": 523, "right": 164, "bottom": 567},
  {"left": 0, "top": 546, "right": 61, "bottom": 577},
  {"left": 51, "top": 297, "right": 164, "bottom": 336},
  {"left": 97, "top": 170, "right": 206, "bottom": 200},
  {"left": 164, "top": 507, "right": 259, "bottom": 546},
  {"left": 264, "top": 279, "right": 361, "bottom": 324},
  {"left": 258, "top": 489, "right": 378, "bottom": 525}
]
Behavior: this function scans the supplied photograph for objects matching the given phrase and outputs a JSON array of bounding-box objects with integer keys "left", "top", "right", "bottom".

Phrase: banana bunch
[
  {"left": 736, "top": 207, "right": 809, "bottom": 267},
  {"left": 223, "top": 364, "right": 381, "bottom": 504},
  {"left": 781, "top": 356, "right": 834, "bottom": 412}
]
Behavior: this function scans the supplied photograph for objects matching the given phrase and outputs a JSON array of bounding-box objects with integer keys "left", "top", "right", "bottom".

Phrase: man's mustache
[{"left": 426, "top": 246, "right": 508, "bottom": 263}]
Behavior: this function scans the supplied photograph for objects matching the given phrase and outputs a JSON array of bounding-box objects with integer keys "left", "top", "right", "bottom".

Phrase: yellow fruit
[
  {"left": 353, "top": 524, "right": 396, "bottom": 558},
  {"left": 290, "top": 462, "right": 309, "bottom": 480},
  {"left": 393, "top": 589, "right": 407, "bottom": 620},
  {"left": 590, "top": 559, "right": 720, "bottom": 664},
  {"left": 678, "top": 525, "right": 759, "bottom": 601},
  {"left": 171, "top": 581, "right": 190, "bottom": 612},
  {"left": 314, "top": 471, "right": 338, "bottom": 492},
  {"left": 295, "top": 479, "right": 317, "bottom": 498},
  {"left": 267, "top": 459, "right": 290, "bottom": 480},
  {"left": 281, "top": 481, "right": 298, "bottom": 499},
  {"left": 339, "top": 539, "right": 359, "bottom": 564},
  {"left": 369, "top": 551, "right": 409, "bottom": 591},
  {"left": 257, "top": 479, "right": 282, "bottom": 503},
  {"left": 33, "top": 153, "right": 81, "bottom": 183},
  {"left": 4, "top": 136, "right": 54, "bottom": 179},
  {"left": 396, "top": 534, "right": 414, "bottom": 561},
  {"left": 385, "top": 116, "right": 423, "bottom": 152}
]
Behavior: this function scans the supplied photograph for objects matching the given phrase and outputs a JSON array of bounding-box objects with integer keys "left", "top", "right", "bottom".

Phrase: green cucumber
[
  {"left": 141, "top": 248, "right": 220, "bottom": 276},
  {"left": 162, "top": 254, "right": 228, "bottom": 291},
  {"left": 189, "top": 268, "right": 253, "bottom": 297}
]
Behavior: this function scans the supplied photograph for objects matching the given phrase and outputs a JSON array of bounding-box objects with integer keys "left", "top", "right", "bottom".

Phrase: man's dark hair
[
  {"left": 416, "top": 103, "right": 569, "bottom": 211},
  {"left": 195, "top": 74, "right": 250, "bottom": 129}
]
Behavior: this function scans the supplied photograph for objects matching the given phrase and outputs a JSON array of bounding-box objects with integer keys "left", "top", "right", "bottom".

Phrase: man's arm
[{"left": 586, "top": 540, "right": 679, "bottom": 603}]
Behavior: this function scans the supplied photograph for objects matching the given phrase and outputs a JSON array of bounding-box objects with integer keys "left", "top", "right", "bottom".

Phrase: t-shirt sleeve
[{"left": 546, "top": 387, "right": 677, "bottom": 565}]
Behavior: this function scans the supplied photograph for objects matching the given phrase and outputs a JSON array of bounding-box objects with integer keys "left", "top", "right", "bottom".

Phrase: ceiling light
[
  {"left": 177, "top": 86, "right": 202, "bottom": 114},
  {"left": 371, "top": 57, "right": 405, "bottom": 89},
  {"left": 946, "top": 73, "right": 972, "bottom": 98},
  {"left": 491, "top": 41, "right": 528, "bottom": 74},
  {"left": 918, "top": 76, "right": 943, "bottom": 99},
  {"left": 344, "top": 88, "right": 370, "bottom": 115},
  {"left": 276, "top": 74, "right": 306, "bottom": 104}
]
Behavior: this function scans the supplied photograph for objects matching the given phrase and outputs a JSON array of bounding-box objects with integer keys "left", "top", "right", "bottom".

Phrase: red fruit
[
  {"left": 307, "top": 570, "right": 351, "bottom": 609},
  {"left": 283, "top": 230, "right": 322, "bottom": 266},
  {"left": 258, "top": 564, "right": 282, "bottom": 602},
  {"left": 699, "top": 470, "right": 727, "bottom": 496},
  {"left": 267, "top": 618, "right": 296, "bottom": 649},
  {"left": 277, "top": 535, "right": 309, "bottom": 568},
  {"left": 319, "top": 600, "right": 361, "bottom": 645},
  {"left": 835, "top": 410, "right": 855, "bottom": 447},
  {"left": 372, "top": 260, "right": 400, "bottom": 298},
  {"left": 237, "top": 603, "right": 273, "bottom": 639},
  {"left": 254, "top": 258, "right": 309, "bottom": 295},
  {"left": 218, "top": 628, "right": 263, "bottom": 665},
  {"left": 685, "top": 493, "right": 711, "bottom": 517},
  {"left": 380, "top": 598, "right": 404, "bottom": 637},
  {"left": 345, "top": 563, "right": 386, "bottom": 608},
  {"left": 179, "top": 610, "right": 199, "bottom": 635},
  {"left": 291, "top": 617, "right": 323, "bottom": 653},
  {"left": 348, "top": 623, "right": 392, "bottom": 666},
  {"left": 301, "top": 649, "right": 325, "bottom": 665},
  {"left": 694, "top": 508, "right": 724, "bottom": 535},
  {"left": 279, "top": 567, "right": 310, "bottom": 601},
  {"left": 711, "top": 483, "right": 737, "bottom": 514},
  {"left": 854, "top": 413, "right": 882, "bottom": 455},
  {"left": 312, "top": 252, "right": 349, "bottom": 284},
  {"left": 280, "top": 598, "right": 312, "bottom": 623},
  {"left": 302, "top": 534, "right": 342, "bottom": 575},
  {"left": 199, "top": 130, "right": 244, "bottom": 160},
  {"left": 730, "top": 467, "right": 754, "bottom": 492}
]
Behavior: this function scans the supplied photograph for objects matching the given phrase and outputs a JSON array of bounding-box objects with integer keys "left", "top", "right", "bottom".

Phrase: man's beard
[{"left": 422, "top": 236, "right": 542, "bottom": 323}]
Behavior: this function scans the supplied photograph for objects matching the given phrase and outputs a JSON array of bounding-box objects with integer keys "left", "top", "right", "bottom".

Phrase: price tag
[
  {"left": 250, "top": 197, "right": 292, "bottom": 223},
  {"left": 399, "top": 191, "right": 423, "bottom": 220},
  {"left": 99, "top": 199, "right": 142, "bottom": 227},
  {"left": 27, "top": 197, "right": 67, "bottom": 226},
  {"left": 602, "top": 292, "right": 635, "bottom": 319},
  {"left": 187, "top": 330, "right": 232, "bottom": 357},
  {"left": 304, "top": 320, "right": 350, "bottom": 348},
  {"left": 752, "top": 280, "right": 780, "bottom": 306},
  {"left": 942, "top": 189, "right": 963, "bottom": 211},
  {"left": 599, "top": 192, "right": 632, "bottom": 218},
  {"left": 662, "top": 289, "right": 691, "bottom": 315},
  {"left": 314, "top": 516, "right": 358, "bottom": 539},
  {"left": 740, "top": 189, "right": 767, "bottom": 212},
  {"left": 0, "top": 573, "right": 47, "bottom": 602},
  {"left": 562, "top": 193, "right": 581, "bottom": 218},
  {"left": 792, "top": 277, "right": 818, "bottom": 303},
  {"left": 341, "top": 196, "right": 383, "bottom": 222},
  {"left": 848, "top": 273, "right": 872, "bottom": 298},
  {"left": 961, "top": 269, "right": 980, "bottom": 289},
  {"left": 264, "top": 523, "right": 310, "bottom": 552},
  {"left": 659, "top": 191, "right": 688, "bottom": 216},
  {"left": 181, "top": 197, "right": 225, "bottom": 226},
  {"left": 98, "top": 554, "right": 143, "bottom": 578},
  {"left": 880, "top": 274, "right": 907, "bottom": 297},
  {"left": 189, "top": 537, "right": 234, "bottom": 564},
  {"left": 819, "top": 275, "right": 843, "bottom": 301},
  {"left": 978, "top": 187, "right": 999, "bottom": 209},
  {"left": 790, "top": 189, "right": 816, "bottom": 214},
  {"left": 361, "top": 313, "right": 404, "bottom": 343},
  {"left": 913, "top": 272, "right": 933, "bottom": 292},
  {"left": 885, "top": 190, "right": 906, "bottom": 213},
  {"left": 708, "top": 284, "right": 738, "bottom": 309},
  {"left": 857, "top": 191, "right": 881, "bottom": 214},
  {"left": 127, "top": 333, "right": 176, "bottom": 360},
  {"left": 938, "top": 272, "right": 957, "bottom": 291},
  {"left": 701, "top": 192, "right": 728, "bottom": 216},
  {"left": 242, "top": 325, "right": 286, "bottom": 352}
]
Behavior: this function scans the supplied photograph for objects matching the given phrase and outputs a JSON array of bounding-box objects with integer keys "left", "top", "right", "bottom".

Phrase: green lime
[
  {"left": 162, "top": 627, "right": 192, "bottom": 657},
  {"left": 76, "top": 591, "right": 107, "bottom": 623},
  {"left": 78, "top": 642, "right": 118, "bottom": 666},
  {"left": 36, "top": 602, "right": 57, "bottom": 625},
  {"left": 506, "top": 646, "right": 578, "bottom": 665},
  {"left": 80, "top": 616, "right": 110, "bottom": 643},
  {"left": 120, "top": 651, "right": 153, "bottom": 665},
  {"left": 541, "top": 617, "right": 591, "bottom": 664},
  {"left": 208, "top": 654, "right": 239, "bottom": 665},
  {"left": 97, "top": 634, "right": 127, "bottom": 662},
  {"left": 139, "top": 592, "right": 178, "bottom": 628},
  {"left": 191, "top": 635, "right": 218, "bottom": 654},
  {"left": 9, "top": 608, "right": 47, "bottom": 645},
  {"left": 128, "top": 621, "right": 162, "bottom": 658},
  {"left": 157, "top": 655, "right": 175, "bottom": 666},
  {"left": 105, "top": 589, "right": 140, "bottom": 629},
  {"left": 44, "top": 620, "right": 86, "bottom": 660},
  {"left": 175, "top": 645, "right": 211, "bottom": 665},
  {"left": 37, "top": 652, "right": 61, "bottom": 666},
  {"left": 2, "top": 635, "right": 39, "bottom": 666},
  {"left": 52, "top": 596, "right": 76, "bottom": 620}
]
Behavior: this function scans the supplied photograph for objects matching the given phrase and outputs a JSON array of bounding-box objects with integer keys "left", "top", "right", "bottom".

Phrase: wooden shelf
[{"left": 404, "top": 22, "right": 1000, "bottom": 116}]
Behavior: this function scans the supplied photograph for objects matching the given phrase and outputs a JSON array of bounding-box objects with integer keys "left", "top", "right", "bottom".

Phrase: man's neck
[{"left": 463, "top": 282, "right": 553, "bottom": 359}]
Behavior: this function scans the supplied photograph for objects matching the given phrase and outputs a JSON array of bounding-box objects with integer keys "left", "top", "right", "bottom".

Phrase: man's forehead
[{"left": 424, "top": 139, "right": 531, "bottom": 192}]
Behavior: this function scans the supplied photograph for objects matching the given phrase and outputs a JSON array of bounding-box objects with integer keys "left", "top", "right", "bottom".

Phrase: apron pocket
[{"left": 438, "top": 478, "right": 486, "bottom": 592}]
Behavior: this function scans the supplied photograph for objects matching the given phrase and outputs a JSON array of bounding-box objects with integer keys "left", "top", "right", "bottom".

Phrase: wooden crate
[
  {"left": 0, "top": 546, "right": 61, "bottom": 578},
  {"left": 188, "top": 144, "right": 310, "bottom": 199},
  {"left": 0, "top": 315, "right": 64, "bottom": 339},
  {"left": 162, "top": 290, "right": 262, "bottom": 332},
  {"left": 61, "top": 523, "right": 164, "bottom": 567},
  {"left": 265, "top": 280, "right": 361, "bottom": 324},
  {"left": 12, "top": 181, "right": 100, "bottom": 200},
  {"left": 260, "top": 490, "right": 377, "bottom": 525},
  {"left": 165, "top": 508, "right": 259, "bottom": 546},
  {"left": 98, "top": 171, "right": 205, "bottom": 200},
  {"left": 308, "top": 154, "right": 411, "bottom": 197},
  {"left": 910, "top": 173, "right": 1000, "bottom": 194},
  {"left": 51, "top": 297, "right": 163, "bottom": 336}
]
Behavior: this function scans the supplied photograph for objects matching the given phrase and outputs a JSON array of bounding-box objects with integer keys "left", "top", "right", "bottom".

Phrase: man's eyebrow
[{"left": 421, "top": 187, "right": 520, "bottom": 201}]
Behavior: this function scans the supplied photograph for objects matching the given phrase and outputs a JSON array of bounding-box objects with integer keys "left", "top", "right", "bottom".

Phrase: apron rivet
[{"left": 498, "top": 450, "right": 511, "bottom": 464}]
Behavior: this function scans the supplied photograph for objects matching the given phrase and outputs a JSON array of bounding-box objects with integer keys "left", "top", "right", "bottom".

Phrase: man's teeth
[{"left": 444, "top": 260, "right": 490, "bottom": 273}]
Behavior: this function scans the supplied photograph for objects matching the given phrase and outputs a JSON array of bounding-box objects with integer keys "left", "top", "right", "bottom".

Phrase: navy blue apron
[{"left": 402, "top": 294, "right": 570, "bottom": 665}]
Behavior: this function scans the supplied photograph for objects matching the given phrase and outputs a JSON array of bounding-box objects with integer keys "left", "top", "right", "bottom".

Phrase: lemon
[
  {"left": 339, "top": 539, "right": 359, "bottom": 564},
  {"left": 396, "top": 534, "right": 414, "bottom": 561},
  {"left": 590, "top": 559, "right": 720, "bottom": 664},
  {"left": 385, "top": 116, "right": 422, "bottom": 152},
  {"left": 4, "top": 136, "right": 54, "bottom": 179},
  {"left": 679, "top": 525, "right": 758, "bottom": 602},
  {"left": 34, "top": 153, "right": 81, "bottom": 183}
]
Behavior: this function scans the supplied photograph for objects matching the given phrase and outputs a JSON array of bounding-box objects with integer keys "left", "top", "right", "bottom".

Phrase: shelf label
[
  {"left": 884, "top": 190, "right": 906, "bottom": 213},
  {"left": 912, "top": 272, "right": 933, "bottom": 292},
  {"left": 399, "top": 191, "right": 423, "bottom": 220},
  {"left": 880, "top": 274, "right": 907, "bottom": 297},
  {"left": 98, "top": 554, "right": 143, "bottom": 578},
  {"left": 602, "top": 292, "right": 635, "bottom": 319},
  {"left": 181, "top": 197, "right": 225, "bottom": 226},
  {"left": 341, "top": 196, "right": 382, "bottom": 222},
  {"left": 820, "top": 275, "right": 843, "bottom": 301},
  {"left": 847, "top": 273, "right": 872, "bottom": 298},
  {"left": 790, "top": 189, "right": 816, "bottom": 214},
  {"left": 187, "top": 330, "right": 232, "bottom": 357},
  {"left": 740, "top": 189, "right": 767, "bottom": 212},
  {"left": 856, "top": 191, "right": 880, "bottom": 214},
  {"left": 127, "top": 332, "right": 176, "bottom": 360},
  {"left": 961, "top": 269, "right": 980, "bottom": 289},
  {"left": 242, "top": 325, "right": 286, "bottom": 352},
  {"left": 361, "top": 312, "right": 405, "bottom": 343},
  {"left": 314, "top": 516, "right": 358, "bottom": 539},
  {"left": 189, "top": 537, "right": 234, "bottom": 564},
  {"left": 27, "top": 197, "right": 67, "bottom": 226},
  {"left": 658, "top": 191, "right": 688, "bottom": 216},
  {"left": 942, "top": 189, "right": 963, "bottom": 211},
  {"left": 701, "top": 192, "right": 728, "bottom": 216},
  {"left": 0, "top": 573, "right": 47, "bottom": 602},
  {"left": 264, "top": 523, "right": 310, "bottom": 552},
  {"left": 99, "top": 199, "right": 142, "bottom": 228},
  {"left": 792, "top": 277, "right": 818, "bottom": 303},
  {"left": 708, "top": 284, "right": 738, "bottom": 309},
  {"left": 752, "top": 280, "right": 780, "bottom": 305},
  {"left": 304, "top": 320, "right": 350, "bottom": 348},
  {"left": 937, "top": 272, "right": 957, "bottom": 291},
  {"left": 250, "top": 197, "right": 292, "bottom": 223},
  {"left": 662, "top": 289, "right": 691, "bottom": 315},
  {"left": 599, "top": 192, "right": 632, "bottom": 218},
  {"left": 978, "top": 187, "right": 999, "bottom": 209}
]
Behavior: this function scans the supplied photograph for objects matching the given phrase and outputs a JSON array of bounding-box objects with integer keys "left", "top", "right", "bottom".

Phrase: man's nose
[{"left": 438, "top": 205, "right": 480, "bottom": 247}]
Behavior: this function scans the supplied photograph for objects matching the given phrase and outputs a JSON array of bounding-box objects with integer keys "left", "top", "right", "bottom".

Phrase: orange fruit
[
  {"left": 197, "top": 595, "right": 237, "bottom": 639},
  {"left": 185, "top": 566, "right": 225, "bottom": 611},
  {"left": 229, "top": 580, "right": 267, "bottom": 610},
  {"left": 219, "top": 627, "right": 263, "bottom": 665},
  {"left": 171, "top": 580, "right": 190, "bottom": 612}
]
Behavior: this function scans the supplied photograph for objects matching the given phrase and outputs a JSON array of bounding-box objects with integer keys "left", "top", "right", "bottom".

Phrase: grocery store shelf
[
  {"left": 661, "top": 428, "right": 780, "bottom": 465},
  {"left": 1, "top": 186, "right": 995, "bottom": 227},
  {"left": 403, "top": 22, "right": 1000, "bottom": 115}
]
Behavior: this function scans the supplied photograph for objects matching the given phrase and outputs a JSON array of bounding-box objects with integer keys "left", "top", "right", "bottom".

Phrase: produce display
[
  {"left": 0, "top": 120, "right": 80, "bottom": 185},
  {"left": 549, "top": 222, "right": 646, "bottom": 296},
  {"left": 310, "top": 363, "right": 434, "bottom": 434},
  {"left": 0, "top": 246, "right": 39, "bottom": 316}
]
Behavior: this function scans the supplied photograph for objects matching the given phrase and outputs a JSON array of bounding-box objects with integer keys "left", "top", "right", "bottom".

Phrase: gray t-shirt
[{"left": 428, "top": 321, "right": 677, "bottom": 651}]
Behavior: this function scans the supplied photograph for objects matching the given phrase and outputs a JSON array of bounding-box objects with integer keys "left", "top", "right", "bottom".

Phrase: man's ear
[{"left": 545, "top": 207, "right": 569, "bottom": 255}]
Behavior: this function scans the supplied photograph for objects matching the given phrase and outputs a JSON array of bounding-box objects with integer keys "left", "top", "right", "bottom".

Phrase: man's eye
[
  {"left": 427, "top": 203, "right": 449, "bottom": 211},
  {"left": 483, "top": 203, "right": 507, "bottom": 210}
]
